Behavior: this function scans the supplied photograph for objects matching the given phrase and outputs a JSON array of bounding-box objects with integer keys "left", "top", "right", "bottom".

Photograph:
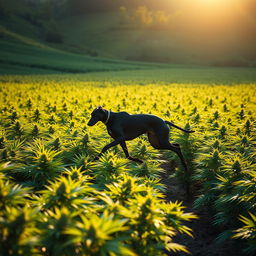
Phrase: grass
[
  {"left": 77, "top": 67, "right": 256, "bottom": 84},
  {"left": 0, "top": 66, "right": 256, "bottom": 85},
  {"left": 0, "top": 21, "right": 169, "bottom": 75},
  {"left": 0, "top": 38, "right": 163, "bottom": 74},
  {"left": 0, "top": 25, "right": 255, "bottom": 83}
]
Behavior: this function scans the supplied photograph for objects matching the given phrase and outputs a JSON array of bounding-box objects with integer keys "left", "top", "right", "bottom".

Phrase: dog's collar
[{"left": 104, "top": 110, "right": 111, "bottom": 124}]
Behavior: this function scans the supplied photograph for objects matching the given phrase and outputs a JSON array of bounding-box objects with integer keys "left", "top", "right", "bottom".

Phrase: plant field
[{"left": 0, "top": 77, "right": 256, "bottom": 255}]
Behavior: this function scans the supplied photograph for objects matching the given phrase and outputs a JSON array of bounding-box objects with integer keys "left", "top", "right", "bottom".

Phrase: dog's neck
[{"left": 104, "top": 110, "right": 111, "bottom": 125}]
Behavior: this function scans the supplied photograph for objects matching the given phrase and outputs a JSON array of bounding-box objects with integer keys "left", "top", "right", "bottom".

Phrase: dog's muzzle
[{"left": 87, "top": 117, "right": 98, "bottom": 126}]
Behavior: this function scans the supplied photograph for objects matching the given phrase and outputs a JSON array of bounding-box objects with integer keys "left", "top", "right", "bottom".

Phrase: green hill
[
  {"left": 0, "top": 24, "right": 168, "bottom": 74},
  {"left": 0, "top": 5, "right": 168, "bottom": 75},
  {"left": 0, "top": 25, "right": 255, "bottom": 84}
]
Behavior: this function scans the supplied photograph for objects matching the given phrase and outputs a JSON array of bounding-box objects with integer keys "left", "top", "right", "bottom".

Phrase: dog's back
[{"left": 110, "top": 112, "right": 167, "bottom": 136}]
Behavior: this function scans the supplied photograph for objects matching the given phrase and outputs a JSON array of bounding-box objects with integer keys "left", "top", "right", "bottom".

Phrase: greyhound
[{"left": 87, "top": 106, "right": 194, "bottom": 171}]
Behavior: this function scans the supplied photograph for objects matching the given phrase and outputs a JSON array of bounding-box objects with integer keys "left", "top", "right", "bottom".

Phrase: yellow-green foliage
[{"left": 0, "top": 77, "right": 255, "bottom": 254}]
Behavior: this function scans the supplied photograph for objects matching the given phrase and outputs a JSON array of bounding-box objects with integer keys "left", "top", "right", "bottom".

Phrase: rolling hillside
[{"left": 0, "top": 24, "right": 167, "bottom": 74}]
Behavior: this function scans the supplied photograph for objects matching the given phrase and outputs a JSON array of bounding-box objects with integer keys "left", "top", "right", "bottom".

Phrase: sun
[
  {"left": 198, "top": 0, "right": 223, "bottom": 2},
  {"left": 183, "top": 0, "right": 235, "bottom": 10},
  {"left": 193, "top": 0, "right": 234, "bottom": 12},
  {"left": 197, "top": 0, "right": 233, "bottom": 5}
]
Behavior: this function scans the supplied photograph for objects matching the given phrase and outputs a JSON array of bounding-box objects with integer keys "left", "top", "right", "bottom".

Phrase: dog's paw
[{"left": 128, "top": 156, "right": 143, "bottom": 164}]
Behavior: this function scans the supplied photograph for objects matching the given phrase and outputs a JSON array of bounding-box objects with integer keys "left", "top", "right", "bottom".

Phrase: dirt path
[{"left": 160, "top": 161, "right": 242, "bottom": 256}]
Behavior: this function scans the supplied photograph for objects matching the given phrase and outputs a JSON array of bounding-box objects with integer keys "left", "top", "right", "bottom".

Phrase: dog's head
[{"left": 87, "top": 106, "right": 106, "bottom": 126}]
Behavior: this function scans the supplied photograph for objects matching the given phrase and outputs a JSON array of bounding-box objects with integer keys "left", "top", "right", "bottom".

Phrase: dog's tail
[{"left": 165, "top": 121, "right": 195, "bottom": 133}]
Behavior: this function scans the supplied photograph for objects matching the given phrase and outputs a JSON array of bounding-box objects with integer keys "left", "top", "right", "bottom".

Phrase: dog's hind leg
[
  {"left": 150, "top": 129, "right": 188, "bottom": 172},
  {"left": 120, "top": 141, "right": 143, "bottom": 163},
  {"left": 166, "top": 143, "right": 191, "bottom": 199},
  {"left": 147, "top": 131, "right": 161, "bottom": 149},
  {"left": 167, "top": 144, "right": 188, "bottom": 172},
  {"left": 148, "top": 131, "right": 188, "bottom": 169},
  {"left": 154, "top": 132, "right": 191, "bottom": 197},
  {"left": 159, "top": 141, "right": 188, "bottom": 172}
]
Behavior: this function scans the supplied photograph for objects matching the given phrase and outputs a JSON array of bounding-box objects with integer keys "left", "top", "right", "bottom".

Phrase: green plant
[
  {"left": 129, "top": 160, "right": 163, "bottom": 178},
  {"left": 92, "top": 152, "right": 128, "bottom": 187},
  {"left": 233, "top": 213, "right": 256, "bottom": 255},
  {"left": 37, "top": 176, "right": 96, "bottom": 212},
  {"left": 17, "top": 140, "right": 64, "bottom": 188},
  {"left": 0, "top": 206, "right": 39, "bottom": 256},
  {"left": 0, "top": 173, "right": 30, "bottom": 211},
  {"left": 120, "top": 194, "right": 196, "bottom": 255},
  {"left": 105, "top": 173, "right": 148, "bottom": 205},
  {"left": 65, "top": 211, "right": 134, "bottom": 256},
  {"left": 39, "top": 207, "right": 78, "bottom": 256}
]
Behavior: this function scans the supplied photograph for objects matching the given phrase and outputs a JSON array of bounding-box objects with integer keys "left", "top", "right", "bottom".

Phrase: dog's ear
[{"left": 97, "top": 106, "right": 103, "bottom": 110}]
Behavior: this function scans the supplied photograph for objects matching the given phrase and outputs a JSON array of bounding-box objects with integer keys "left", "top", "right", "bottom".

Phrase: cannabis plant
[
  {"left": 0, "top": 174, "right": 30, "bottom": 211},
  {"left": 105, "top": 173, "right": 148, "bottom": 205},
  {"left": 37, "top": 176, "right": 96, "bottom": 212},
  {"left": 92, "top": 152, "right": 128, "bottom": 187},
  {"left": 64, "top": 211, "right": 134, "bottom": 256},
  {"left": 39, "top": 207, "right": 79, "bottom": 256},
  {"left": 17, "top": 140, "right": 64, "bottom": 188},
  {"left": 0, "top": 206, "right": 39, "bottom": 256},
  {"left": 233, "top": 213, "right": 256, "bottom": 255}
]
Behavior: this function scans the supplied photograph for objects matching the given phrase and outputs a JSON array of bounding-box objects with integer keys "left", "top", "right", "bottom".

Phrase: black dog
[{"left": 87, "top": 106, "right": 194, "bottom": 171}]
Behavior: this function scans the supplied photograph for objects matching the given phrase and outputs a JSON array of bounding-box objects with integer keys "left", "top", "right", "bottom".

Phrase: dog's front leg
[
  {"left": 120, "top": 141, "right": 143, "bottom": 163},
  {"left": 93, "top": 137, "right": 124, "bottom": 161}
]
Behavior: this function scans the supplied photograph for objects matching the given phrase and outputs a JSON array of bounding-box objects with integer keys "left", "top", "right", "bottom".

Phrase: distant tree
[
  {"left": 119, "top": 6, "right": 129, "bottom": 24},
  {"left": 119, "top": 5, "right": 172, "bottom": 28},
  {"left": 154, "top": 11, "right": 170, "bottom": 25},
  {"left": 134, "top": 6, "right": 153, "bottom": 26}
]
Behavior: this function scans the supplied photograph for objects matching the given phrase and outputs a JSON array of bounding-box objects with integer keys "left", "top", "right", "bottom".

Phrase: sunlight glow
[
  {"left": 193, "top": 0, "right": 235, "bottom": 9},
  {"left": 196, "top": 0, "right": 230, "bottom": 4}
]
